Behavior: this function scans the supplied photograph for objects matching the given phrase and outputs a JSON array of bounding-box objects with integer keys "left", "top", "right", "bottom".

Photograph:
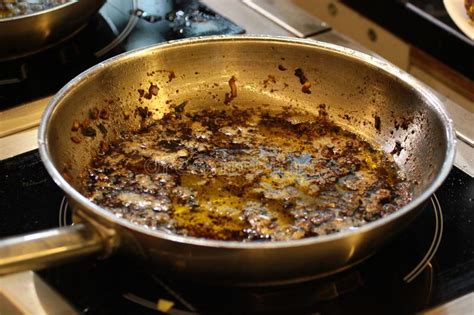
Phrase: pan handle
[{"left": 0, "top": 223, "right": 116, "bottom": 275}]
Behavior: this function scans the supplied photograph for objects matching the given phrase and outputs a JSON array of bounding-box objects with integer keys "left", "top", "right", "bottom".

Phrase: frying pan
[
  {"left": 0, "top": 36, "right": 455, "bottom": 286},
  {"left": 0, "top": 0, "right": 105, "bottom": 61}
]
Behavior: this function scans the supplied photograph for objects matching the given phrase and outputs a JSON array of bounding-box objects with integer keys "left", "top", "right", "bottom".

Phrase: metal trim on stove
[
  {"left": 242, "top": 0, "right": 330, "bottom": 37},
  {"left": 94, "top": 0, "right": 140, "bottom": 58}
]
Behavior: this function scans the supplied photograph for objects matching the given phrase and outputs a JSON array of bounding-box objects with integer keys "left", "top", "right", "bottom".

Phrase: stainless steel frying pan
[
  {"left": 0, "top": 36, "right": 455, "bottom": 286},
  {"left": 0, "top": 0, "right": 105, "bottom": 61}
]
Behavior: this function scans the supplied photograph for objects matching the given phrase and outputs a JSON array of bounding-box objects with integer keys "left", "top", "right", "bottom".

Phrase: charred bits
[
  {"left": 167, "top": 71, "right": 176, "bottom": 82},
  {"left": 374, "top": 115, "right": 381, "bottom": 131},
  {"left": 318, "top": 104, "right": 328, "bottom": 120},
  {"left": 99, "top": 109, "right": 109, "bottom": 120},
  {"left": 98, "top": 141, "right": 109, "bottom": 155},
  {"left": 394, "top": 116, "right": 414, "bottom": 131},
  {"left": 174, "top": 101, "right": 188, "bottom": 113},
  {"left": 294, "top": 68, "right": 307, "bottom": 84},
  {"left": 294, "top": 68, "right": 312, "bottom": 94},
  {"left": 89, "top": 107, "right": 99, "bottom": 120},
  {"left": 224, "top": 76, "right": 237, "bottom": 105},
  {"left": 136, "top": 106, "right": 151, "bottom": 119},
  {"left": 263, "top": 75, "right": 276, "bottom": 88},
  {"left": 302, "top": 81, "right": 312, "bottom": 94},
  {"left": 97, "top": 123, "right": 108, "bottom": 135},
  {"left": 82, "top": 126, "right": 97, "bottom": 137},
  {"left": 390, "top": 141, "right": 403, "bottom": 155},
  {"left": 138, "top": 83, "right": 159, "bottom": 100}
]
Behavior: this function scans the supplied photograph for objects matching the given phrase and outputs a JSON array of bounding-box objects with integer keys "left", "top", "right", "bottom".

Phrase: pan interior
[{"left": 44, "top": 38, "right": 451, "bottom": 240}]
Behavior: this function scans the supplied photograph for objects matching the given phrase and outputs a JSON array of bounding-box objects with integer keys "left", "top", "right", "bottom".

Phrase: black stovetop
[
  {"left": 1, "top": 149, "right": 473, "bottom": 314},
  {"left": 0, "top": 0, "right": 244, "bottom": 109},
  {"left": 342, "top": 0, "right": 474, "bottom": 80}
]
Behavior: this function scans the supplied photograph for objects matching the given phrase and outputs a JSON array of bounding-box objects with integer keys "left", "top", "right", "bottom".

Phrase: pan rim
[{"left": 38, "top": 35, "right": 456, "bottom": 249}]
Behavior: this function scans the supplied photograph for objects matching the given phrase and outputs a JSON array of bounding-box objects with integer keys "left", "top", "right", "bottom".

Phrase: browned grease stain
[{"left": 84, "top": 108, "right": 411, "bottom": 241}]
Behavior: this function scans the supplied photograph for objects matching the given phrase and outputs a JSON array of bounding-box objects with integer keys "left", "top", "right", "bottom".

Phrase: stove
[{"left": 1, "top": 0, "right": 473, "bottom": 314}]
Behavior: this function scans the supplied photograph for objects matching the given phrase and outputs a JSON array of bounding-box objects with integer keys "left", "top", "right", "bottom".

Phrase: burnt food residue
[
  {"left": 84, "top": 106, "right": 412, "bottom": 242},
  {"left": 224, "top": 76, "right": 237, "bottom": 105},
  {"left": 294, "top": 68, "right": 312, "bottom": 94}
]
